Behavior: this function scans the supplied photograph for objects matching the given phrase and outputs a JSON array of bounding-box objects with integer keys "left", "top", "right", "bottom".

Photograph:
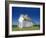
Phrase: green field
[{"left": 12, "top": 25, "right": 40, "bottom": 31}]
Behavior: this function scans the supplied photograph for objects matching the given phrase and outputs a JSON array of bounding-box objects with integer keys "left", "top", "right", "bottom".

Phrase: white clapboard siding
[
  {"left": 18, "top": 20, "right": 33, "bottom": 28},
  {"left": 23, "top": 21, "right": 33, "bottom": 27}
]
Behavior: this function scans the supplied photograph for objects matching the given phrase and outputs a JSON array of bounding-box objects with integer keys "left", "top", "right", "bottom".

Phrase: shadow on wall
[{"left": 7, "top": 37, "right": 21, "bottom": 38}]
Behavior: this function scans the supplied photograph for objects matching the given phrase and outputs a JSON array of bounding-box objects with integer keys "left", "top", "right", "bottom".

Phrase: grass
[{"left": 12, "top": 25, "right": 40, "bottom": 31}]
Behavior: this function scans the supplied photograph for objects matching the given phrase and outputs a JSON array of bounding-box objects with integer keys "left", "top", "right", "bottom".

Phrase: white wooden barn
[{"left": 18, "top": 14, "right": 33, "bottom": 28}]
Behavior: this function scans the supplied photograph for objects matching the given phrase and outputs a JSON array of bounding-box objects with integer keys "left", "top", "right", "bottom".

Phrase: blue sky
[{"left": 12, "top": 7, "right": 40, "bottom": 25}]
